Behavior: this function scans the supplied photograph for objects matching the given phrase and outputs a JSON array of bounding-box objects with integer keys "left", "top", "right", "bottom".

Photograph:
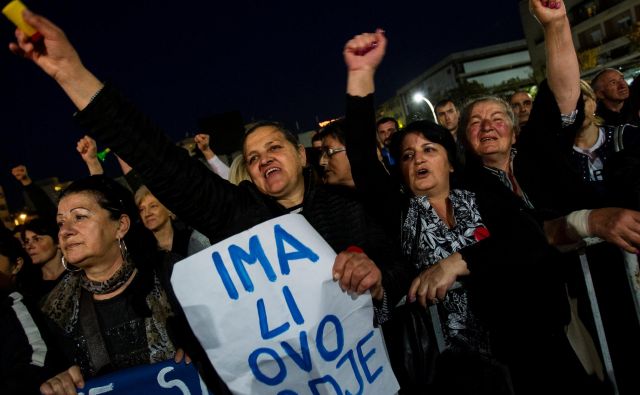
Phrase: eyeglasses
[{"left": 321, "top": 147, "right": 346, "bottom": 158}]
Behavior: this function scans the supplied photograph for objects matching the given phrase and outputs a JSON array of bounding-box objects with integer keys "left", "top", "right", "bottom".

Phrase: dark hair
[
  {"left": 0, "top": 229, "right": 39, "bottom": 293},
  {"left": 59, "top": 175, "right": 158, "bottom": 268},
  {"left": 509, "top": 90, "right": 532, "bottom": 102},
  {"left": 243, "top": 121, "right": 300, "bottom": 152},
  {"left": 435, "top": 98, "right": 456, "bottom": 111},
  {"left": 389, "top": 120, "right": 460, "bottom": 173},
  {"left": 0, "top": 231, "right": 29, "bottom": 268},
  {"left": 376, "top": 117, "right": 399, "bottom": 130},
  {"left": 21, "top": 218, "right": 58, "bottom": 244},
  {"left": 317, "top": 119, "right": 347, "bottom": 146},
  {"left": 311, "top": 130, "right": 323, "bottom": 143}
]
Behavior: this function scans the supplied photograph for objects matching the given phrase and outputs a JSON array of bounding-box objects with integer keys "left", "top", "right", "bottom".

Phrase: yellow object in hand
[{"left": 2, "top": 1, "right": 41, "bottom": 40}]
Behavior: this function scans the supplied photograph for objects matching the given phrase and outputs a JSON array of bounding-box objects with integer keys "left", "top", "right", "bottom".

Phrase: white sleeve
[{"left": 207, "top": 155, "right": 230, "bottom": 180}]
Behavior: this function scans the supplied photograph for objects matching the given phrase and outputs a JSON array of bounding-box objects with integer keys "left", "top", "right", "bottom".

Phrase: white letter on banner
[
  {"left": 79, "top": 384, "right": 114, "bottom": 395},
  {"left": 158, "top": 366, "right": 191, "bottom": 394}
]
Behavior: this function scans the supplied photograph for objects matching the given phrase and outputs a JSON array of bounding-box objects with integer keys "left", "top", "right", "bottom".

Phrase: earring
[
  {"left": 118, "top": 238, "right": 129, "bottom": 262},
  {"left": 61, "top": 256, "right": 82, "bottom": 273}
]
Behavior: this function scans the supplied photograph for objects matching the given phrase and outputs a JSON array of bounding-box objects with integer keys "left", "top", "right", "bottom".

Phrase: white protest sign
[{"left": 171, "top": 213, "right": 399, "bottom": 394}]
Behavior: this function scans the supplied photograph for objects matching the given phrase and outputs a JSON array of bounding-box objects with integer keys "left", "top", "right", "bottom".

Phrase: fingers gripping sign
[
  {"left": 173, "top": 348, "right": 192, "bottom": 365},
  {"left": 40, "top": 365, "right": 85, "bottom": 395},
  {"left": 332, "top": 247, "right": 384, "bottom": 300}
]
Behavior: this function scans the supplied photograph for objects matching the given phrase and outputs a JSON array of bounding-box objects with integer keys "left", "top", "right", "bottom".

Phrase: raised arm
[
  {"left": 531, "top": 0, "right": 579, "bottom": 114},
  {"left": 76, "top": 135, "right": 103, "bottom": 175},
  {"left": 9, "top": 10, "right": 102, "bottom": 110},
  {"left": 195, "top": 133, "right": 230, "bottom": 180},
  {"left": 9, "top": 11, "right": 250, "bottom": 242},
  {"left": 11, "top": 165, "right": 57, "bottom": 222},
  {"left": 344, "top": 30, "right": 403, "bottom": 236},
  {"left": 344, "top": 29, "right": 386, "bottom": 97}
]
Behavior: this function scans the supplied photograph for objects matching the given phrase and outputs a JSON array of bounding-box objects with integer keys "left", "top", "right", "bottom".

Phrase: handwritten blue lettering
[
  {"left": 229, "top": 235, "right": 277, "bottom": 293},
  {"left": 308, "top": 375, "right": 342, "bottom": 395},
  {"left": 257, "top": 298, "right": 290, "bottom": 340},
  {"left": 212, "top": 251, "right": 238, "bottom": 300},
  {"left": 283, "top": 285, "right": 304, "bottom": 325},
  {"left": 336, "top": 350, "right": 363, "bottom": 395},
  {"left": 248, "top": 347, "right": 287, "bottom": 386},
  {"left": 281, "top": 331, "right": 312, "bottom": 372},
  {"left": 274, "top": 224, "right": 319, "bottom": 275},
  {"left": 356, "top": 330, "right": 382, "bottom": 383},
  {"left": 316, "top": 315, "right": 344, "bottom": 362}
]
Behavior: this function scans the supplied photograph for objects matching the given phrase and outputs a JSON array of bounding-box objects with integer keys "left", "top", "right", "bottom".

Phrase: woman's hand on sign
[
  {"left": 174, "top": 348, "right": 192, "bottom": 364},
  {"left": 40, "top": 365, "right": 84, "bottom": 395},
  {"left": 332, "top": 248, "right": 383, "bottom": 300}
]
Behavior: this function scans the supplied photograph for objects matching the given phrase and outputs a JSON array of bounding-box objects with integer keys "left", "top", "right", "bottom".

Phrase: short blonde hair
[
  {"left": 134, "top": 185, "right": 152, "bottom": 207},
  {"left": 229, "top": 155, "right": 252, "bottom": 185},
  {"left": 580, "top": 79, "right": 604, "bottom": 127}
]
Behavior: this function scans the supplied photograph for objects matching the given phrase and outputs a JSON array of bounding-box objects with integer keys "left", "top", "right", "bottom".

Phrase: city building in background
[
  {"left": 377, "top": 40, "right": 535, "bottom": 126},
  {"left": 521, "top": 0, "right": 640, "bottom": 81}
]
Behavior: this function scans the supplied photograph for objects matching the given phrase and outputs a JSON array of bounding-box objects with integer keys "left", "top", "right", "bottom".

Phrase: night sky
[{"left": 0, "top": 0, "right": 525, "bottom": 211}]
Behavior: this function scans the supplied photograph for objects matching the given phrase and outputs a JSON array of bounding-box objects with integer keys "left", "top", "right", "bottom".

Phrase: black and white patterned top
[{"left": 401, "top": 189, "right": 491, "bottom": 355}]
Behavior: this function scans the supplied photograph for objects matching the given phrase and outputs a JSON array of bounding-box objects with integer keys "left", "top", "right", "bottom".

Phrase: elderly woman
[
  {"left": 38, "top": 176, "right": 176, "bottom": 395},
  {"left": 10, "top": 10, "right": 411, "bottom": 394}
]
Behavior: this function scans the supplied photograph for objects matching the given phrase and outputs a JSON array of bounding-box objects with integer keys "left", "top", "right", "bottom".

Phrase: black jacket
[
  {"left": 0, "top": 290, "right": 63, "bottom": 394},
  {"left": 345, "top": 93, "right": 596, "bottom": 395},
  {"left": 75, "top": 84, "right": 412, "bottom": 393}
]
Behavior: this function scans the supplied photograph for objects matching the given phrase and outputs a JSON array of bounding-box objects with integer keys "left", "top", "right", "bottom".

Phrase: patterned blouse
[{"left": 401, "top": 189, "right": 491, "bottom": 356}]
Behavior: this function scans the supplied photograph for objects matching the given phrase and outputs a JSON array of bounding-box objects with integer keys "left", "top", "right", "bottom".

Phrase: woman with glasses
[{"left": 318, "top": 119, "right": 355, "bottom": 188}]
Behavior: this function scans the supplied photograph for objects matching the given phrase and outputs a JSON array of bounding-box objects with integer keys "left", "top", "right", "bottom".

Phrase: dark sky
[{"left": 0, "top": 0, "right": 525, "bottom": 211}]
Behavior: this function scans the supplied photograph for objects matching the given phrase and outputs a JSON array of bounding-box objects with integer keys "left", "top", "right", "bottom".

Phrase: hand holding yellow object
[{"left": 2, "top": 1, "right": 42, "bottom": 41}]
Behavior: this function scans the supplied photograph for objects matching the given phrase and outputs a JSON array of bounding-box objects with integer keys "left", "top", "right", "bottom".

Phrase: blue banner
[{"left": 78, "top": 360, "right": 212, "bottom": 395}]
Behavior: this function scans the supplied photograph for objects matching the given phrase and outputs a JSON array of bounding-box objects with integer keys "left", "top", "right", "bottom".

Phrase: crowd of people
[{"left": 2, "top": 1, "right": 640, "bottom": 394}]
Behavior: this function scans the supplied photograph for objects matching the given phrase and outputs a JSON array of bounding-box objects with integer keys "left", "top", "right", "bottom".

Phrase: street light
[{"left": 412, "top": 92, "right": 437, "bottom": 121}]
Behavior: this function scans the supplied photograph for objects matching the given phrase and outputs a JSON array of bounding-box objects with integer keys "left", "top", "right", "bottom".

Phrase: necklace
[{"left": 79, "top": 257, "right": 135, "bottom": 295}]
